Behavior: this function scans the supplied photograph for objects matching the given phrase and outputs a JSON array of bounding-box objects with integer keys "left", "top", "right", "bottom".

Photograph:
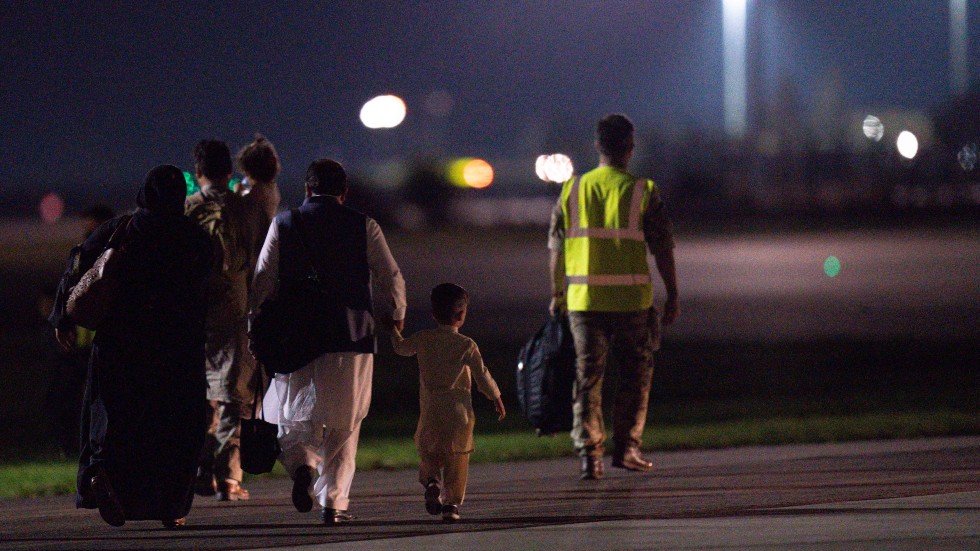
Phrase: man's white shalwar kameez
[{"left": 251, "top": 217, "right": 405, "bottom": 511}]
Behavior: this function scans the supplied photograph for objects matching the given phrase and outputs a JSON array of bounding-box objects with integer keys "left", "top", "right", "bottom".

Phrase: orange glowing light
[{"left": 462, "top": 158, "right": 494, "bottom": 189}]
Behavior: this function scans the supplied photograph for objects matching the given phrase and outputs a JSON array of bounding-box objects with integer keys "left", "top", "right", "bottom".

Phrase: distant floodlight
[
  {"left": 534, "top": 156, "right": 548, "bottom": 181},
  {"left": 448, "top": 157, "right": 494, "bottom": 189},
  {"left": 462, "top": 159, "right": 494, "bottom": 188},
  {"left": 360, "top": 95, "right": 407, "bottom": 129},
  {"left": 423, "top": 90, "right": 454, "bottom": 118},
  {"left": 896, "top": 131, "right": 919, "bottom": 159},
  {"left": 958, "top": 144, "right": 977, "bottom": 171},
  {"left": 723, "top": 0, "right": 748, "bottom": 138},
  {"left": 862, "top": 115, "right": 884, "bottom": 142},
  {"left": 951, "top": 0, "right": 968, "bottom": 96},
  {"left": 39, "top": 192, "right": 65, "bottom": 224},
  {"left": 823, "top": 256, "right": 842, "bottom": 278},
  {"left": 535, "top": 154, "right": 574, "bottom": 183}
]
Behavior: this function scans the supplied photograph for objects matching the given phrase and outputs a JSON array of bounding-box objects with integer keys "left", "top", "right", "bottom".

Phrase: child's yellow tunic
[{"left": 392, "top": 325, "right": 501, "bottom": 455}]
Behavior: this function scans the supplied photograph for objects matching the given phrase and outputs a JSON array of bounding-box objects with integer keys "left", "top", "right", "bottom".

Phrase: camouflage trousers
[
  {"left": 200, "top": 399, "right": 245, "bottom": 485},
  {"left": 569, "top": 310, "right": 655, "bottom": 458}
]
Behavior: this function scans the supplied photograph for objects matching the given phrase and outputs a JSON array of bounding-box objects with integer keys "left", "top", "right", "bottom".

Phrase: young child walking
[{"left": 391, "top": 283, "right": 506, "bottom": 522}]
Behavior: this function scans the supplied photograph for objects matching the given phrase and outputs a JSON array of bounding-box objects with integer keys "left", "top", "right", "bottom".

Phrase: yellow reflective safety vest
[{"left": 560, "top": 166, "right": 654, "bottom": 312}]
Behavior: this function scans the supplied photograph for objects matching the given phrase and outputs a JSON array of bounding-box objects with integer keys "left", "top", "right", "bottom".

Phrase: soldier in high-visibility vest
[{"left": 548, "top": 114, "right": 679, "bottom": 480}]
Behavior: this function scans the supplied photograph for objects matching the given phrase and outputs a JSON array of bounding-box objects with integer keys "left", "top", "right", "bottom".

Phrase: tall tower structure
[
  {"left": 723, "top": 0, "right": 748, "bottom": 139},
  {"left": 950, "top": 0, "right": 968, "bottom": 96}
]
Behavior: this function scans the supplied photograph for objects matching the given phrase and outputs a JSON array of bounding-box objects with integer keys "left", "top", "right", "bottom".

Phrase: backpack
[{"left": 516, "top": 314, "right": 577, "bottom": 436}]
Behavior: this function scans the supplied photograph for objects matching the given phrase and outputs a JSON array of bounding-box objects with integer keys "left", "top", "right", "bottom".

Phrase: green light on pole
[{"left": 823, "top": 256, "right": 842, "bottom": 278}]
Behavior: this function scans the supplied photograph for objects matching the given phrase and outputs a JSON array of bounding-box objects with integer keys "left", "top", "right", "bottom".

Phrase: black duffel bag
[{"left": 516, "top": 313, "right": 576, "bottom": 436}]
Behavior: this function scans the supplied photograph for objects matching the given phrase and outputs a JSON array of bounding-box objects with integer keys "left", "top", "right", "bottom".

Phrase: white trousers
[{"left": 274, "top": 352, "right": 372, "bottom": 511}]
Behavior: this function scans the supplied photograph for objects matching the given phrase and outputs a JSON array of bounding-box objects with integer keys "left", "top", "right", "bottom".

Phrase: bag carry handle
[
  {"left": 250, "top": 365, "right": 269, "bottom": 422},
  {"left": 105, "top": 214, "right": 134, "bottom": 252}
]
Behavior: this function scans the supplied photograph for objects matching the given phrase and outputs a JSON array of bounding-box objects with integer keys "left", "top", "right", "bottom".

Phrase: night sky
[{"left": 1, "top": 1, "right": 977, "bottom": 204}]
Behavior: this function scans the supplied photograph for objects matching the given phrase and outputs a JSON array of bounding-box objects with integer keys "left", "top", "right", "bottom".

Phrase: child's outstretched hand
[{"left": 493, "top": 396, "right": 506, "bottom": 421}]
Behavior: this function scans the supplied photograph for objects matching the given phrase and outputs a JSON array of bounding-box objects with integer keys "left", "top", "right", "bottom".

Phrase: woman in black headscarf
[{"left": 50, "top": 165, "right": 213, "bottom": 528}]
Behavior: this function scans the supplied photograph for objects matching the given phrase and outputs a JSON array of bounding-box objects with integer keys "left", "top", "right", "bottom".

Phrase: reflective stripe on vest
[
  {"left": 566, "top": 176, "right": 647, "bottom": 241},
  {"left": 566, "top": 273, "right": 651, "bottom": 286}
]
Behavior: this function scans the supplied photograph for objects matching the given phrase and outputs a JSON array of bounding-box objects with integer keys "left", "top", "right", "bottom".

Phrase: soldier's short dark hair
[
  {"left": 431, "top": 283, "right": 469, "bottom": 325},
  {"left": 305, "top": 159, "right": 348, "bottom": 197},
  {"left": 596, "top": 113, "right": 635, "bottom": 156},
  {"left": 194, "top": 139, "right": 233, "bottom": 182}
]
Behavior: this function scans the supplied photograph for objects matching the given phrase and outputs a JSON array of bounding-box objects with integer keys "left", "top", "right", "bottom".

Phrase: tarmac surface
[{"left": 1, "top": 436, "right": 977, "bottom": 550}]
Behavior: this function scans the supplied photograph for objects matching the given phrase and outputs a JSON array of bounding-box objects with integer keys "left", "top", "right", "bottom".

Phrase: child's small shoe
[
  {"left": 424, "top": 479, "right": 442, "bottom": 515},
  {"left": 441, "top": 504, "right": 460, "bottom": 522}
]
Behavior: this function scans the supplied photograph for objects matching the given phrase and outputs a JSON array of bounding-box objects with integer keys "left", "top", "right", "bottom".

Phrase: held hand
[
  {"left": 493, "top": 396, "right": 506, "bottom": 421},
  {"left": 549, "top": 294, "right": 566, "bottom": 317},
  {"left": 662, "top": 296, "right": 680, "bottom": 326},
  {"left": 380, "top": 313, "right": 404, "bottom": 333},
  {"left": 55, "top": 327, "right": 76, "bottom": 352}
]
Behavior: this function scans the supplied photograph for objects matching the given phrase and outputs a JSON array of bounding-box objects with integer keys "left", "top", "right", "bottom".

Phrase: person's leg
[
  {"left": 611, "top": 310, "right": 655, "bottom": 470},
  {"left": 569, "top": 312, "right": 610, "bottom": 473},
  {"left": 213, "top": 400, "right": 247, "bottom": 499},
  {"left": 315, "top": 425, "right": 359, "bottom": 511},
  {"left": 277, "top": 367, "right": 323, "bottom": 476},
  {"left": 418, "top": 450, "right": 442, "bottom": 488},
  {"left": 46, "top": 349, "right": 81, "bottom": 458},
  {"left": 418, "top": 450, "right": 443, "bottom": 515},
  {"left": 277, "top": 366, "right": 323, "bottom": 512},
  {"left": 310, "top": 352, "right": 372, "bottom": 522},
  {"left": 202, "top": 324, "right": 246, "bottom": 499},
  {"left": 194, "top": 400, "right": 219, "bottom": 496},
  {"left": 441, "top": 452, "right": 470, "bottom": 506}
]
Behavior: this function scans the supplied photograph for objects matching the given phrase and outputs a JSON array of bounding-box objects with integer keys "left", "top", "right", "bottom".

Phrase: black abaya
[{"left": 53, "top": 189, "right": 212, "bottom": 522}]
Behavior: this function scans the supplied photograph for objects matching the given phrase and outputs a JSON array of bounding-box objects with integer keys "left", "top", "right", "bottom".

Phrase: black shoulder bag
[
  {"left": 251, "top": 209, "right": 346, "bottom": 376},
  {"left": 239, "top": 369, "right": 281, "bottom": 475},
  {"left": 65, "top": 215, "right": 134, "bottom": 330}
]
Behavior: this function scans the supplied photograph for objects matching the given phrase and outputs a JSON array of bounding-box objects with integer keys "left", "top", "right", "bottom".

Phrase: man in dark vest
[{"left": 250, "top": 159, "right": 407, "bottom": 524}]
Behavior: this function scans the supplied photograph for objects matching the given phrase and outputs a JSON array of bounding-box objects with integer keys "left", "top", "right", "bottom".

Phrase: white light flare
[
  {"left": 958, "top": 144, "right": 977, "bottom": 171},
  {"left": 862, "top": 115, "right": 884, "bottom": 142},
  {"left": 359, "top": 95, "right": 407, "bottom": 129},
  {"left": 535, "top": 154, "right": 574, "bottom": 183},
  {"left": 723, "top": 0, "right": 748, "bottom": 139},
  {"left": 897, "top": 131, "right": 919, "bottom": 160}
]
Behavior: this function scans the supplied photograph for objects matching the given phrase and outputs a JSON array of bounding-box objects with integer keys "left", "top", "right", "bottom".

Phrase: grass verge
[{"left": 3, "top": 409, "right": 976, "bottom": 499}]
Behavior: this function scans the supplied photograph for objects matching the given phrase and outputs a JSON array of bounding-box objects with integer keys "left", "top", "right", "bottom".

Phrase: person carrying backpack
[{"left": 185, "top": 139, "right": 256, "bottom": 501}]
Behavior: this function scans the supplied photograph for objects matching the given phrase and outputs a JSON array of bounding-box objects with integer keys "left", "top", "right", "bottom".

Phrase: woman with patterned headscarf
[{"left": 50, "top": 165, "right": 213, "bottom": 528}]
